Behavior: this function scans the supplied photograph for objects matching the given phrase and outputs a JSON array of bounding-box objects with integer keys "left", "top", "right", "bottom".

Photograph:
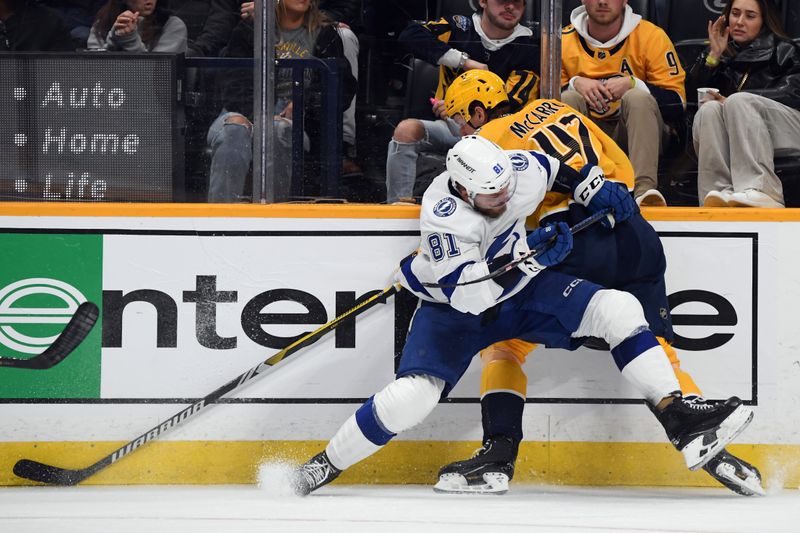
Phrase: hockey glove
[
  {"left": 514, "top": 222, "right": 573, "bottom": 276},
  {"left": 572, "top": 165, "right": 638, "bottom": 229}
]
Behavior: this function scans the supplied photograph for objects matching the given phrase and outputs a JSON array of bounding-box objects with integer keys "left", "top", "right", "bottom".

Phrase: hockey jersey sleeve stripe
[
  {"left": 527, "top": 150, "right": 551, "bottom": 176},
  {"left": 507, "top": 70, "right": 540, "bottom": 108},
  {"left": 400, "top": 257, "right": 434, "bottom": 299},
  {"left": 438, "top": 261, "right": 475, "bottom": 299},
  {"left": 645, "top": 83, "right": 686, "bottom": 120},
  {"left": 526, "top": 150, "right": 561, "bottom": 191},
  {"left": 490, "top": 252, "right": 526, "bottom": 296},
  {"left": 399, "top": 17, "right": 453, "bottom": 66}
]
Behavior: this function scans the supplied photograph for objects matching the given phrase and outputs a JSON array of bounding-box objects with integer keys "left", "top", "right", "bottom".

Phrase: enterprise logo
[{"left": 0, "top": 278, "right": 87, "bottom": 353}]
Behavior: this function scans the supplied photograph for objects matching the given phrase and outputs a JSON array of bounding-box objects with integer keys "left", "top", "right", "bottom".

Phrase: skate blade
[
  {"left": 433, "top": 472, "right": 509, "bottom": 495},
  {"left": 684, "top": 405, "right": 754, "bottom": 471},
  {"left": 713, "top": 461, "right": 766, "bottom": 496}
]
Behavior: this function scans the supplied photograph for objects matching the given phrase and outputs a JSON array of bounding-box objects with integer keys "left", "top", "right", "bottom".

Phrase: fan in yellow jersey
[
  {"left": 385, "top": 0, "right": 541, "bottom": 204},
  {"left": 561, "top": 0, "right": 686, "bottom": 206},
  {"left": 432, "top": 69, "right": 764, "bottom": 497}
]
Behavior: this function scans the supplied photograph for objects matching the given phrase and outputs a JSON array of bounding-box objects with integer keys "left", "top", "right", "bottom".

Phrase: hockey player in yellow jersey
[
  {"left": 433, "top": 69, "right": 763, "bottom": 496},
  {"left": 561, "top": 0, "right": 686, "bottom": 206}
]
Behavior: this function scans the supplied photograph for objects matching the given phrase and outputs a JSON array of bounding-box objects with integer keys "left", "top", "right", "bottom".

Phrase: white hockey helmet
[{"left": 446, "top": 135, "right": 515, "bottom": 200}]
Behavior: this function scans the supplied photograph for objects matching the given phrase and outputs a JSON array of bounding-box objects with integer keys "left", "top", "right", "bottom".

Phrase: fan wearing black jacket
[
  {"left": 0, "top": 0, "right": 75, "bottom": 51},
  {"left": 206, "top": 0, "right": 357, "bottom": 202},
  {"left": 689, "top": 0, "right": 800, "bottom": 208}
]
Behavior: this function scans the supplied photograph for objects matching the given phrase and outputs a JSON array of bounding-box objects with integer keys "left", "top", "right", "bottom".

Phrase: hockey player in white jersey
[{"left": 290, "top": 135, "right": 754, "bottom": 496}]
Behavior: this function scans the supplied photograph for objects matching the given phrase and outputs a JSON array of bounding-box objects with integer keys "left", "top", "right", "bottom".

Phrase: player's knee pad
[
  {"left": 371, "top": 374, "right": 445, "bottom": 434},
  {"left": 480, "top": 359, "right": 528, "bottom": 399},
  {"left": 577, "top": 289, "right": 649, "bottom": 348}
]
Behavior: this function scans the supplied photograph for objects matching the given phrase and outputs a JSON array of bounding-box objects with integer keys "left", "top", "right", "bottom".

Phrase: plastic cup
[{"left": 697, "top": 87, "right": 720, "bottom": 106}]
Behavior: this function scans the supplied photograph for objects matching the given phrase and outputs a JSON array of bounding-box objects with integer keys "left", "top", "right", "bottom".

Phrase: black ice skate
[
  {"left": 651, "top": 394, "right": 753, "bottom": 471},
  {"left": 703, "top": 449, "right": 765, "bottom": 496},
  {"left": 677, "top": 396, "right": 765, "bottom": 496},
  {"left": 291, "top": 451, "right": 341, "bottom": 496},
  {"left": 434, "top": 436, "right": 518, "bottom": 494}
]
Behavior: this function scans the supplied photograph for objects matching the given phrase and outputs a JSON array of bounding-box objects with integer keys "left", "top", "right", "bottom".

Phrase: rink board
[{"left": 0, "top": 204, "right": 799, "bottom": 487}]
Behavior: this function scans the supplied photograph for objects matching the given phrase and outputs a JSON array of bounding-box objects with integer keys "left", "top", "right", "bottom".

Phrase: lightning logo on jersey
[{"left": 396, "top": 152, "right": 560, "bottom": 315}]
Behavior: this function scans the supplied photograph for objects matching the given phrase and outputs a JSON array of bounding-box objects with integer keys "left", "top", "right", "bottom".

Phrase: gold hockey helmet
[{"left": 444, "top": 70, "right": 509, "bottom": 124}]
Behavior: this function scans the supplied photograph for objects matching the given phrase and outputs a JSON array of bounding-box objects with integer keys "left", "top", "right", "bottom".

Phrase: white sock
[
  {"left": 621, "top": 346, "right": 681, "bottom": 404},
  {"left": 325, "top": 414, "right": 382, "bottom": 471}
]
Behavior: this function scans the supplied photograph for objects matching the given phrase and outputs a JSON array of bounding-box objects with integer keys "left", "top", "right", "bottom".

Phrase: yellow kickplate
[{"left": 1, "top": 441, "right": 796, "bottom": 489}]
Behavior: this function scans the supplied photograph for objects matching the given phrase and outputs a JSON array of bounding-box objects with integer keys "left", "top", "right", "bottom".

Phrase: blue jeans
[
  {"left": 385, "top": 118, "right": 461, "bottom": 203},
  {"left": 206, "top": 107, "right": 309, "bottom": 203}
]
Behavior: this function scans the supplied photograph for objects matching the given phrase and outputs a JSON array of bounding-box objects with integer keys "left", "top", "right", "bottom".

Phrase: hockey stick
[
  {"left": 422, "top": 208, "right": 612, "bottom": 289},
  {"left": 0, "top": 302, "right": 99, "bottom": 370},
  {"left": 13, "top": 284, "right": 400, "bottom": 485}
]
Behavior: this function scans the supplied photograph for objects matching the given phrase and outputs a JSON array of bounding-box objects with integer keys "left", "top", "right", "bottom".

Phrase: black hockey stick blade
[
  {"left": 0, "top": 302, "right": 99, "bottom": 370},
  {"left": 13, "top": 460, "right": 87, "bottom": 486},
  {"left": 422, "top": 208, "right": 612, "bottom": 289}
]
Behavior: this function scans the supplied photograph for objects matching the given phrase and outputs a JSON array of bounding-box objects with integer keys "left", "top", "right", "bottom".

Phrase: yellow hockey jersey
[
  {"left": 401, "top": 14, "right": 541, "bottom": 111},
  {"left": 561, "top": 18, "right": 686, "bottom": 121},
  {"left": 476, "top": 99, "right": 634, "bottom": 225}
]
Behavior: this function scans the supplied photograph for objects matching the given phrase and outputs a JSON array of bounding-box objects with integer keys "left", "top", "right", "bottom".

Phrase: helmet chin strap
[{"left": 450, "top": 177, "right": 477, "bottom": 207}]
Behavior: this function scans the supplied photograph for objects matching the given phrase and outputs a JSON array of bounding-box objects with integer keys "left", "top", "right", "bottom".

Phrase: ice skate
[
  {"left": 291, "top": 451, "right": 341, "bottom": 496},
  {"left": 703, "top": 449, "right": 765, "bottom": 496},
  {"left": 434, "top": 436, "right": 517, "bottom": 494},
  {"left": 652, "top": 394, "right": 753, "bottom": 471}
]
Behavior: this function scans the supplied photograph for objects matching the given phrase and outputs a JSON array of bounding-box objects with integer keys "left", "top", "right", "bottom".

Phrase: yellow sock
[{"left": 658, "top": 337, "right": 702, "bottom": 397}]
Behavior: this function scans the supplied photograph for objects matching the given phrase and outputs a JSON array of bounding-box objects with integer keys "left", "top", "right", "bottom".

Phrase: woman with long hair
[
  {"left": 88, "top": 0, "right": 186, "bottom": 52},
  {"left": 689, "top": 0, "right": 800, "bottom": 207},
  {"left": 206, "top": 0, "right": 357, "bottom": 202}
]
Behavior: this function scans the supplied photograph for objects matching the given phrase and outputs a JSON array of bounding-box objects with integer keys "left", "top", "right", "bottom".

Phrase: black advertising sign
[{"left": 0, "top": 52, "right": 183, "bottom": 202}]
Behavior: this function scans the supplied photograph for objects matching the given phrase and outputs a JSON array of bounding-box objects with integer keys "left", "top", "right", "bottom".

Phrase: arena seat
[
  {"left": 785, "top": 2, "right": 800, "bottom": 39},
  {"left": 651, "top": 0, "right": 725, "bottom": 68},
  {"left": 403, "top": 58, "right": 440, "bottom": 122}
]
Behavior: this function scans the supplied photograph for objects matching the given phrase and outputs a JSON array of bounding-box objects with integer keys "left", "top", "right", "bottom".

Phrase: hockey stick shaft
[
  {"left": 422, "top": 208, "right": 611, "bottom": 289},
  {"left": 0, "top": 302, "right": 99, "bottom": 369},
  {"left": 13, "top": 284, "right": 399, "bottom": 485}
]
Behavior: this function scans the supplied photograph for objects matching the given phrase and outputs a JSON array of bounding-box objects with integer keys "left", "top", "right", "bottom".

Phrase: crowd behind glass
[{"left": 1, "top": 0, "right": 799, "bottom": 206}]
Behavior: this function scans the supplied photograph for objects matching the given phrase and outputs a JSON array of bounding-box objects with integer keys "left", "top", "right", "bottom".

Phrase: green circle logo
[{"left": 0, "top": 278, "right": 87, "bottom": 354}]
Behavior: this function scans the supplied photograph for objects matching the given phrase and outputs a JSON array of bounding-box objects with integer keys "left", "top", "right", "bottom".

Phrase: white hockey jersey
[{"left": 397, "top": 150, "right": 561, "bottom": 315}]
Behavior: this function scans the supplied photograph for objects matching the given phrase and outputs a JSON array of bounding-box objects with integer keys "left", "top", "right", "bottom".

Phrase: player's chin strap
[{"left": 421, "top": 208, "right": 612, "bottom": 289}]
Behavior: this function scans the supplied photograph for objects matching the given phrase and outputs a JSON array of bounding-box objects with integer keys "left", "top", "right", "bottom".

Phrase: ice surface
[{"left": 1, "top": 483, "right": 798, "bottom": 533}]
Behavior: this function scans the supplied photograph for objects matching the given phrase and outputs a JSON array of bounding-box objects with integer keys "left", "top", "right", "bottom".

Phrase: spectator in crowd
[
  {"left": 0, "top": 0, "right": 75, "bottom": 50},
  {"left": 688, "top": 0, "right": 800, "bottom": 208},
  {"left": 206, "top": 0, "right": 357, "bottom": 202},
  {"left": 188, "top": 0, "right": 361, "bottom": 180},
  {"left": 186, "top": 0, "right": 242, "bottom": 57},
  {"left": 385, "top": 0, "right": 540, "bottom": 204},
  {"left": 87, "top": 0, "right": 187, "bottom": 52},
  {"left": 186, "top": 0, "right": 358, "bottom": 57},
  {"left": 561, "top": 0, "right": 686, "bottom": 207},
  {"left": 45, "top": 0, "right": 106, "bottom": 48}
]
